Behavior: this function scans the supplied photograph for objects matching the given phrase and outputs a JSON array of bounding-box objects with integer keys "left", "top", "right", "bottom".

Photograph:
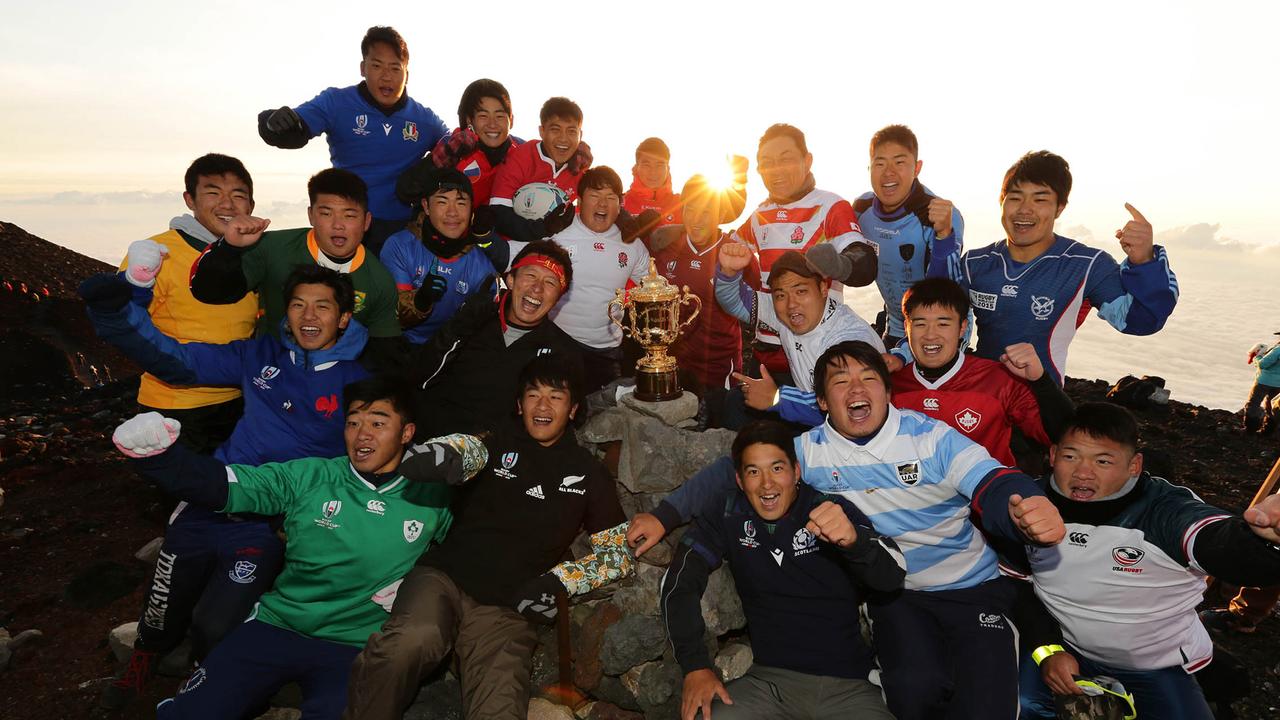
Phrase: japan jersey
[
  {"left": 489, "top": 141, "right": 589, "bottom": 208},
  {"left": 892, "top": 352, "right": 1048, "bottom": 467},
  {"left": 550, "top": 217, "right": 651, "bottom": 349},
  {"left": 733, "top": 188, "right": 870, "bottom": 345},
  {"left": 294, "top": 85, "right": 447, "bottom": 221},
  {"left": 955, "top": 235, "right": 1178, "bottom": 384}
]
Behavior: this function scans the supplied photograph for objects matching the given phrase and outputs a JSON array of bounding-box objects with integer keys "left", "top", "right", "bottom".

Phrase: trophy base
[{"left": 634, "top": 368, "right": 681, "bottom": 402}]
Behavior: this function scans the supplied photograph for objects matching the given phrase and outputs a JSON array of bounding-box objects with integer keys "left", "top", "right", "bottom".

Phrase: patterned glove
[
  {"left": 567, "top": 141, "right": 593, "bottom": 175},
  {"left": 123, "top": 239, "right": 169, "bottom": 288},
  {"left": 113, "top": 412, "right": 181, "bottom": 458},
  {"left": 433, "top": 128, "right": 479, "bottom": 167},
  {"left": 399, "top": 441, "right": 463, "bottom": 485},
  {"left": 512, "top": 573, "right": 565, "bottom": 625},
  {"left": 371, "top": 578, "right": 404, "bottom": 612}
]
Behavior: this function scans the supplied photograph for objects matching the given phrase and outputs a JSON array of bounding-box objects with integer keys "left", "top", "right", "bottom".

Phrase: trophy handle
[
  {"left": 677, "top": 288, "right": 702, "bottom": 333},
  {"left": 608, "top": 290, "right": 628, "bottom": 334}
]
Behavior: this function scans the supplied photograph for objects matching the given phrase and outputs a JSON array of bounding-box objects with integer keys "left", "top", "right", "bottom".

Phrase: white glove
[
  {"left": 371, "top": 578, "right": 404, "bottom": 612},
  {"left": 124, "top": 239, "right": 169, "bottom": 288},
  {"left": 112, "top": 412, "right": 181, "bottom": 458}
]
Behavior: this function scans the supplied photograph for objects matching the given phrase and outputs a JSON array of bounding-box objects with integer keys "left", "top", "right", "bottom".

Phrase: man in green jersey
[
  {"left": 188, "top": 168, "right": 404, "bottom": 369},
  {"left": 112, "top": 376, "right": 485, "bottom": 720}
]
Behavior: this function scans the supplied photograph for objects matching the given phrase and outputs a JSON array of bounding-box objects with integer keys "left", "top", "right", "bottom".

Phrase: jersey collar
[
  {"left": 911, "top": 350, "right": 967, "bottom": 390},
  {"left": 822, "top": 405, "right": 900, "bottom": 461},
  {"left": 307, "top": 231, "right": 366, "bottom": 273}
]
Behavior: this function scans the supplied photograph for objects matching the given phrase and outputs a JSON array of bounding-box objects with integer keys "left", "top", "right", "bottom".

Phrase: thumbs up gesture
[
  {"left": 1008, "top": 493, "right": 1066, "bottom": 545},
  {"left": 1115, "top": 203, "right": 1154, "bottom": 265},
  {"left": 731, "top": 364, "right": 779, "bottom": 410}
]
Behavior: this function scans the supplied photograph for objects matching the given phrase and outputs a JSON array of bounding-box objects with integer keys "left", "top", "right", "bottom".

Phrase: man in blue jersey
[
  {"left": 379, "top": 166, "right": 502, "bottom": 344},
  {"left": 849, "top": 124, "right": 963, "bottom": 347},
  {"left": 630, "top": 341, "right": 1067, "bottom": 719},
  {"left": 257, "top": 26, "right": 448, "bottom": 256},
  {"left": 936, "top": 151, "right": 1177, "bottom": 384}
]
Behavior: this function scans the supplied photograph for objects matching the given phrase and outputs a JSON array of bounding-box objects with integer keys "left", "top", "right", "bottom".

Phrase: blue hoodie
[
  {"left": 88, "top": 296, "right": 370, "bottom": 466},
  {"left": 1256, "top": 342, "right": 1280, "bottom": 387}
]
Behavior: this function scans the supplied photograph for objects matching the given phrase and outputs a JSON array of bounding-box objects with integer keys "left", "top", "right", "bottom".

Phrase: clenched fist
[
  {"left": 1000, "top": 343, "right": 1045, "bottom": 382},
  {"left": 717, "top": 240, "right": 754, "bottom": 274},
  {"left": 806, "top": 500, "right": 858, "bottom": 547},
  {"left": 927, "top": 197, "right": 955, "bottom": 239},
  {"left": 124, "top": 239, "right": 169, "bottom": 288},
  {"left": 1009, "top": 493, "right": 1065, "bottom": 545},
  {"left": 223, "top": 214, "right": 272, "bottom": 248}
]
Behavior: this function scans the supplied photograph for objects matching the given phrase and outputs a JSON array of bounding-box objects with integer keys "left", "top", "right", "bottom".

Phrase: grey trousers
[{"left": 711, "top": 664, "right": 895, "bottom": 719}]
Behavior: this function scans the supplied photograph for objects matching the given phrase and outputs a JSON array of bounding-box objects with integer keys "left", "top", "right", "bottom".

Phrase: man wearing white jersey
[
  {"left": 715, "top": 246, "right": 880, "bottom": 428},
  {"left": 549, "top": 166, "right": 651, "bottom": 393},
  {"left": 731, "top": 124, "right": 877, "bottom": 383},
  {"left": 1013, "top": 402, "right": 1280, "bottom": 720}
]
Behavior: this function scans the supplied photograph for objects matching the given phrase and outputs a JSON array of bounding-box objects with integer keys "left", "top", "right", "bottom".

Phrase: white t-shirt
[{"left": 550, "top": 217, "right": 652, "bottom": 349}]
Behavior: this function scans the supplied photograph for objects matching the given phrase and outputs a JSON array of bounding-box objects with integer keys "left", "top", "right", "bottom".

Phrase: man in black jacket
[
  {"left": 343, "top": 355, "right": 631, "bottom": 719},
  {"left": 406, "top": 239, "right": 582, "bottom": 440},
  {"left": 661, "top": 420, "right": 904, "bottom": 720}
]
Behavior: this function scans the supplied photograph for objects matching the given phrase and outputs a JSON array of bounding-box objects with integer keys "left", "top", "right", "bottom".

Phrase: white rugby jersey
[{"left": 550, "top": 217, "right": 651, "bottom": 349}]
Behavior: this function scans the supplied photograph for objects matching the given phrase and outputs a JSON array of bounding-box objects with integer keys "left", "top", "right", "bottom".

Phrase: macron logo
[{"left": 559, "top": 475, "right": 587, "bottom": 495}]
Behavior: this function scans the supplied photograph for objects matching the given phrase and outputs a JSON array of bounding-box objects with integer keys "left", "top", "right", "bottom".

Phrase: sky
[{"left": 1, "top": 0, "right": 1277, "bottom": 408}]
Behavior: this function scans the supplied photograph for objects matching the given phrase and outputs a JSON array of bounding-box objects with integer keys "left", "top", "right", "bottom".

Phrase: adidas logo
[{"left": 525, "top": 485, "right": 545, "bottom": 500}]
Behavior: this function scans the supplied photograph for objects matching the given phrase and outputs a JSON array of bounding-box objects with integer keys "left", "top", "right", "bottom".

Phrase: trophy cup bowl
[{"left": 608, "top": 260, "right": 701, "bottom": 402}]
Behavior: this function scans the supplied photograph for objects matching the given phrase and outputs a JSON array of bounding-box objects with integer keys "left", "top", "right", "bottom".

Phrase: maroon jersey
[
  {"left": 891, "top": 352, "right": 1049, "bottom": 466},
  {"left": 655, "top": 234, "right": 760, "bottom": 390}
]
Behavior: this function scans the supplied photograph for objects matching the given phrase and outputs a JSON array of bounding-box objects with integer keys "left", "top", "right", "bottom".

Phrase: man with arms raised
[
  {"left": 257, "top": 26, "right": 447, "bottom": 254},
  {"left": 1014, "top": 402, "right": 1280, "bottom": 719},
  {"left": 662, "top": 420, "right": 902, "bottom": 719},
  {"left": 944, "top": 150, "right": 1177, "bottom": 384},
  {"left": 632, "top": 341, "right": 1066, "bottom": 719},
  {"left": 110, "top": 377, "right": 481, "bottom": 719},
  {"left": 407, "top": 240, "right": 582, "bottom": 440},
  {"left": 81, "top": 265, "right": 370, "bottom": 709},
  {"left": 344, "top": 356, "right": 633, "bottom": 719},
  {"left": 731, "top": 123, "right": 878, "bottom": 384},
  {"left": 715, "top": 246, "right": 881, "bottom": 428},
  {"left": 189, "top": 168, "right": 402, "bottom": 369},
  {"left": 854, "top": 124, "right": 964, "bottom": 347}
]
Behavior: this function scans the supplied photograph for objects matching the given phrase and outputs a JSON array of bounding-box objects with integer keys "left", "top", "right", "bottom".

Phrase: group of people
[{"left": 75, "top": 23, "right": 1280, "bottom": 720}]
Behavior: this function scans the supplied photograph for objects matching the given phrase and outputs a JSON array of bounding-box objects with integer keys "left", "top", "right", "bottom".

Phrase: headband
[{"left": 511, "top": 253, "right": 567, "bottom": 291}]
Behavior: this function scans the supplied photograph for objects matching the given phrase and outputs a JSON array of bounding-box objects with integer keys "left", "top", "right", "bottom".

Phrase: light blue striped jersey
[{"left": 797, "top": 406, "right": 1004, "bottom": 591}]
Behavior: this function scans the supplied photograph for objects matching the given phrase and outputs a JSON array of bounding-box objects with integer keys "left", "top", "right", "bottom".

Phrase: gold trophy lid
[{"left": 629, "top": 259, "right": 680, "bottom": 303}]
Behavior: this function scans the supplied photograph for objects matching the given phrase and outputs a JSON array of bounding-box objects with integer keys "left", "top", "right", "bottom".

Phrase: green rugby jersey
[
  {"left": 242, "top": 228, "right": 401, "bottom": 339},
  {"left": 223, "top": 456, "right": 452, "bottom": 646}
]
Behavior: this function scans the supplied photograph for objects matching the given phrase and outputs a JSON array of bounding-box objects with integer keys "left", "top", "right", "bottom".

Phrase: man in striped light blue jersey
[{"left": 629, "top": 340, "right": 1066, "bottom": 719}]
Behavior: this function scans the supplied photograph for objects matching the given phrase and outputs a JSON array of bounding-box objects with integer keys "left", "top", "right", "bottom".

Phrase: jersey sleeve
[
  {"left": 731, "top": 214, "right": 759, "bottom": 252},
  {"left": 1003, "top": 372, "right": 1053, "bottom": 446},
  {"left": 628, "top": 242, "right": 653, "bottom": 286},
  {"left": 488, "top": 146, "right": 529, "bottom": 207},
  {"left": 712, "top": 269, "right": 756, "bottom": 324},
  {"left": 1089, "top": 247, "right": 1179, "bottom": 336},
  {"left": 87, "top": 296, "right": 249, "bottom": 388},
  {"left": 822, "top": 200, "right": 870, "bottom": 251},
  {"left": 222, "top": 458, "right": 312, "bottom": 516},
  {"left": 1140, "top": 482, "right": 1234, "bottom": 569},
  {"left": 379, "top": 235, "right": 419, "bottom": 290},
  {"left": 292, "top": 88, "right": 336, "bottom": 138},
  {"left": 925, "top": 205, "right": 964, "bottom": 280},
  {"left": 363, "top": 267, "right": 405, "bottom": 339},
  {"left": 774, "top": 386, "right": 825, "bottom": 427},
  {"left": 827, "top": 308, "right": 887, "bottom": 352}
]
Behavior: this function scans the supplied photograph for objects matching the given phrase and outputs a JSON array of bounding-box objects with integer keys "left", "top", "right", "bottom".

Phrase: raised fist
[
  {"left": 223, "top": 215, "right": 271, "bottom": 248},
  {"left": 927, "top": 197, "right": 955, "bottom": 239},
  {"left": 1000, "top": 343, "right": 1044, "bottom": 382},
  {"left": 1009, "top": 493, "right": 1066, "bottom": 545},
  {"left": 124, "top": 239, "right": 169, "bottom": 288},
  {"left": 1115, "top": 203, "right": 1155, "bottom": 265},
  {"left": 805, "top": 500, "right": 858, "bottom": 547},
  {"left": 113, "top": 412, "right": 181, "bottom": 458},
  {"left": 265, "top": 106, "right": 304, "bottom": 135},
  {"left": 717, "top": 240, "right": 754, "bottom": 274}
]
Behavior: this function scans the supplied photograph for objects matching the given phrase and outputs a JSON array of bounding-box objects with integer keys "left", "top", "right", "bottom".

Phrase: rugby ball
[{"left": 513, "top": 182, "right": 570, "bottom": 220}]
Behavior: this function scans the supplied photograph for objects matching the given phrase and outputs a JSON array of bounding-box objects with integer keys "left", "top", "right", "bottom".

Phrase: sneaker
[
  {"left": 98, "top": 649, "right": 157, "bottom": 710},
  {"left": 1199, "top": 608, "right": 1258, "bottom": 635}
]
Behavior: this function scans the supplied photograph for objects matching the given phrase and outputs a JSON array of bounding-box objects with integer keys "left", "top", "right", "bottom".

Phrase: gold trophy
[{"left": 608, "top": 260, "right": 702, "bottom": 402}]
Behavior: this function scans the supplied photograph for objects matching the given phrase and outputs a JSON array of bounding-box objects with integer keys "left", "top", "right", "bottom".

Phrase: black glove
[
  {"left": 413, "top": 274, "right": 448, "bottom": 312},
  {"left": 470, "top": 206, "right": 496, "bottom": 238},
  {"left": 512, "top": 573, "right": 565, "bottom": 625},
  {"left": 78, "top": 272, "right": 133, "bottom": 313},
  {"left": 634, "top": 209, "right": 661, "bottom": 242},
  {"left": 615, "top": 208, "right": 639, "bottom": 241},
  {"left": 398, "top": 441, "right": 465, "bottom": 485},
  {"left": 266, "top": 106, "right": 303, "bottom": 135},
  {"left": 542, "top": 202, "right": 576, "bottom": 236}
]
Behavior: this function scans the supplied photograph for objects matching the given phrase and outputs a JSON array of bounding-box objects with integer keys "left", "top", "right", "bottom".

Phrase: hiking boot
[
  {"left": 98, "top": 649, "right": 157, "bottom": 710},
  {"left": 1199, "top": 608, "right": 1258, "bottom": 635}
]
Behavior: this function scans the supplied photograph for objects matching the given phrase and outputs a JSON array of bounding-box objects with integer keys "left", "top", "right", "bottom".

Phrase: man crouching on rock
[
  {"left": 342, "top": 354, "right": 633, "bottom": 720},
  {"left": 112, "top": 376, "right": 485, "bottom": 719},
  {"left": 661, "top": 420, "right": 904, "bottom": 719}
]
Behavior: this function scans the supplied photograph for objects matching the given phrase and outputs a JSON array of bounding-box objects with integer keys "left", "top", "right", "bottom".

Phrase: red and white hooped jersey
[{"left": 732, "top": 188, "right": 868, "bottom": 344}]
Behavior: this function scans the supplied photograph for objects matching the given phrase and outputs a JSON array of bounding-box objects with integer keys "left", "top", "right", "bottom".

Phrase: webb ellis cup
[{"left": 608, "top": 260, "right": 702, "bottom": 402}]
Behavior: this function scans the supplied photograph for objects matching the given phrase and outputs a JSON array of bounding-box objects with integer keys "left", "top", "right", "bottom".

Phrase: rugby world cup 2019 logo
[
  {"left": 502, "top": 452, "right": 518, "bottom": 469},
  {"left": 353, "top": 114, "right": 370, "bottom": 136},
  {"left": 323, "top": 500, "right": 342, "bottom": 519}
]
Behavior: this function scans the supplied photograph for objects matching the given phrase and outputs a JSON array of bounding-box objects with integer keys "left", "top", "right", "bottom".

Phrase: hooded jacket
[{"left": 623, "top": 170, "right": 682, "bottom": 226}]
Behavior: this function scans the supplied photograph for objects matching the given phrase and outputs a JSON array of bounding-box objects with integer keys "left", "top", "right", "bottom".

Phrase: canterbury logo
[{"left": 1069, "top": 532, "right": 1089, "bottom": 545}]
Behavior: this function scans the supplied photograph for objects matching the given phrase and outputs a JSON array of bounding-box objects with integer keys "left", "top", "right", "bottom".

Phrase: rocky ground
[{"left": 0, "top": 221, "right": 1276, "bottom": 719}]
